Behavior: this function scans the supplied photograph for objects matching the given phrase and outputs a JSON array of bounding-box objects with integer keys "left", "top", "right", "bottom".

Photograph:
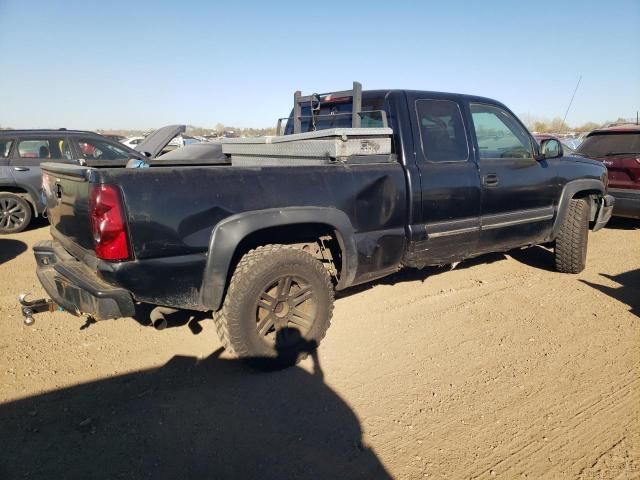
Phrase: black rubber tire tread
[
  {"left": 0, "top": 192, "right": 32, "bottom": 234},
  {"left": 555, "top": 198, "right": 589, "bottom": 273},
  {"left": 212, "top": 244, "right": 334, "bottom": 364}
]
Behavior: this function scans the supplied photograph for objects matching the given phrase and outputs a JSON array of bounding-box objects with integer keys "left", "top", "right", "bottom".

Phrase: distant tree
[
  {"left": 548, "top": 117, "right": 566, "bottom": 133},
  {"left": 576, "top": 121, "right": 600, "bottom": 133},
  {"left": 532, "top": 121, "right": 548, "bottom": 133}
]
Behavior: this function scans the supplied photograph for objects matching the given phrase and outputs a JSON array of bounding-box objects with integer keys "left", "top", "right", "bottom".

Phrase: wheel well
[
  {"left": 229, "top": 223, "right": 344, "bottom": 284},
  {"left": 0, "top": 186, "right": 38, "bottom": 217},
  {"left": 572, "top": 189, "right": 602, "bottom": 222}
]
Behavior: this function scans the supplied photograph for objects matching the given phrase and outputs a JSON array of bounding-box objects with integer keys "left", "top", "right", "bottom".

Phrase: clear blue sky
[{"left": 0, "top": 0, "right": 638, "bottom": 130}]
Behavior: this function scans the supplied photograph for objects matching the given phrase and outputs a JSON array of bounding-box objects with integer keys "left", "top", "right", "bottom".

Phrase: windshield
[{"left": 577, "top": 132, "right": 640, "bottom": 158}]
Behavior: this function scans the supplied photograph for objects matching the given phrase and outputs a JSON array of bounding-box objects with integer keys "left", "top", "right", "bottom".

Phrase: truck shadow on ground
[
  {"left": 24, "top": 216, "right": 49, "bottom": 233},
  {"left": 0, "top": 328, "right": 391, "bottom": 480},
  {"left": 605, "top": 217, "right": 640, "bottom": 230},
  {"left": 0, "top": 238, "right": 27, "bottom": 265},
  {"left": 338, "top": 246, "right": 555, "bottom": 299},
  {"left": 508, "top": 245, "right": 556, "bottom": 272},
  {"left": 580, "top": 269, "right": 640, "bottom": 318}
]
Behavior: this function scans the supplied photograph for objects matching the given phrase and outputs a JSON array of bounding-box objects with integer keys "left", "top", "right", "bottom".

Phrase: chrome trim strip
[
  {"left": 428, "top": 226, "right": 480, "bottom": 238},
  {"left": 424, "top": 216, "right": 481, "bottom": 239},
  {"left": 426, "top": 218, "right": 478, "bottom": 228},
  {"left": 482, "top": 206, "right": 554, "bottom": 227},
  {"left": 482, "top": 213, "right": 554, "bottom": 230},
  {"left": 422, "top": 206, "right": 555, "bottom": 239},
  {"left": 482, "top": 206, "right": 554, "bottom": 222}
]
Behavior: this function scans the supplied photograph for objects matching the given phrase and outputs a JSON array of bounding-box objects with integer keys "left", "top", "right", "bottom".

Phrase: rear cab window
[
  {"left": 284, "top": 96, "right": 389, "bottom": 134},
  {"left": 282, "top": 93, "right": 396, "bottom": 157}
]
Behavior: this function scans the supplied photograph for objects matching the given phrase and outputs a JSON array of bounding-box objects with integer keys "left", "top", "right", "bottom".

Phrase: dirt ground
[{"left": 0, "top": 219, "right": 638, "bottom": 479}]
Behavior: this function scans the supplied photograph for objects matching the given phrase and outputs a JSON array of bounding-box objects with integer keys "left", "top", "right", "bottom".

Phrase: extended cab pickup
[{"left": 24, "top": 83, "right": 614, "bottom": 364}]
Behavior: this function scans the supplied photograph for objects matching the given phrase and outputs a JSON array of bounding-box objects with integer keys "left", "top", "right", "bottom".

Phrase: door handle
[
  {"left": 13, "top": 167, "right": 30, "bottom": 172},
  {"left": 483, "top": 173, "right": 499, "bottom": 186}
]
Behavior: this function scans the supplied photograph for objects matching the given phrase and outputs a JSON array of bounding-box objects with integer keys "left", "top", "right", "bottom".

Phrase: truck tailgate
[{"left": 41, "top": 162, "right": 97, "bottom": 254}]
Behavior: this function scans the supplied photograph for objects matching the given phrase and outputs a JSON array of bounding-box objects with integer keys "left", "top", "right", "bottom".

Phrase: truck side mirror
[{"left": 539, "top": 138, "right": 563, "bottom": 160}]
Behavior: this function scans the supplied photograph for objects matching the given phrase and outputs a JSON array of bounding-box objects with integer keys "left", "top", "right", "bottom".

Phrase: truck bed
[{"left": 41, "top": 160, "right": 408, "bottom": 308}]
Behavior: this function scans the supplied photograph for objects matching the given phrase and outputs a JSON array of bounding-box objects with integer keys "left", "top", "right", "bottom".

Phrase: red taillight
[{"left": 89, "top": 184, "right": 130, "bottom": 261}]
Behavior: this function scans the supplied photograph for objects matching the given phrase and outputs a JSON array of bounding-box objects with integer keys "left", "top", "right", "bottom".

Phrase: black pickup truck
[{"left": 23, "top": 83, "right": 613, "bottom": 364}]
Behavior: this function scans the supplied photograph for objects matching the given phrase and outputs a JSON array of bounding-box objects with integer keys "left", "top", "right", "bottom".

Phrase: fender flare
[
  {"left": 200, "top": 206, "right": 358, "bottom": 311},
  {"left": 551, "top": 179, "right": 605, "bottom": 238}
]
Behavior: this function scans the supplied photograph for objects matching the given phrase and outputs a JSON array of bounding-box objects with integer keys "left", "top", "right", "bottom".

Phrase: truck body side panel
[{"left": 96, "top": 162, "right": 408, "bottom": 308}]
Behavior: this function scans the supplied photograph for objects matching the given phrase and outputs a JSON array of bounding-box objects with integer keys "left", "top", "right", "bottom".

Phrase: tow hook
[{"left": 18, "top": 293, "right": 61, "bottom": 326}]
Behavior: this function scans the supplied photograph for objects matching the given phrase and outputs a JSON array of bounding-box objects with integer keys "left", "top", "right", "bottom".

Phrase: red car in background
[{"left": 576, "top": 124, "right": 640, "bottom": 219}]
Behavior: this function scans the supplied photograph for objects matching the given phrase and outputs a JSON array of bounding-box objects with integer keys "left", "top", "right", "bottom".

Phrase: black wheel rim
[
  {"left": 0, "top": 198, "right": 27, "bottom": 232},
  {"left": 255, "top": 275, "right": 317, "bottom": 348}
]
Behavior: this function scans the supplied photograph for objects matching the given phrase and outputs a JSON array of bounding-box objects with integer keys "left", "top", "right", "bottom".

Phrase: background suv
[
  {"left": 576, "top": 124, "right": 640, "bottom": 219},
  {"left": 0, "top": 130, "right": 142, "bottom": 233}
]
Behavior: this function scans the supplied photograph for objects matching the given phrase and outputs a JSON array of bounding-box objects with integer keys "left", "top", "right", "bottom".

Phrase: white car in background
[
  {"left": 122, "top": 127, "right": 197, "bottom": 154},
  {"left": 166, "top": 134, "right": 200, "bottom": 150},
  {"left": 121, "top": 136, "right": 146, "bottom": 149}
]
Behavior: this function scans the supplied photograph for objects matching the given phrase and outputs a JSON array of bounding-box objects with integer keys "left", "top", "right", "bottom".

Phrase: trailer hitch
[{"left": 18, "top": 293, "right": 61, "bottom": 326}]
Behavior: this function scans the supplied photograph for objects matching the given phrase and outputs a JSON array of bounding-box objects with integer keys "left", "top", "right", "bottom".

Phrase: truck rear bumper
[
  {"left": 33, "top": 240, "right": 135, "bottom": 320},
  {"left": 609, "top": 188, "right": 640, "bottom": 219}
]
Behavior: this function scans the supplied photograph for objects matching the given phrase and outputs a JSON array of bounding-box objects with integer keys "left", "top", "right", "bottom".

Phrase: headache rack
[
  {"left": 275, "top": 81, "right": 389, "bottom": 135},
  {"left": 221, "top": 81, "right": 394, "bottom": 167}
]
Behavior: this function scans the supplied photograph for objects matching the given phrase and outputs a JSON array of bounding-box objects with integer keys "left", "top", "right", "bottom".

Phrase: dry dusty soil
[{"left": 0, "top": 219, "right": 638, "bottom": 479}]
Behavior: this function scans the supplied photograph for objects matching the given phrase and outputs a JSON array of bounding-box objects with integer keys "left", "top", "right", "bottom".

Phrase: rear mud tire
[{"left": 213, "top": 245, "right": 334, "bottom": 369}]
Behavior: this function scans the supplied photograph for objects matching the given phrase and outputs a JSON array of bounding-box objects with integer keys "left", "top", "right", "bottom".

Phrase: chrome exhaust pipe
[{"left": 149, "top": 306, "right": 179, "bottom": 330}]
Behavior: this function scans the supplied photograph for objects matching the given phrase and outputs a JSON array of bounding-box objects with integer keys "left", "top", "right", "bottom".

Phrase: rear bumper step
[{"left": 32, "top": 240, "right": 135, "bottom": 321}]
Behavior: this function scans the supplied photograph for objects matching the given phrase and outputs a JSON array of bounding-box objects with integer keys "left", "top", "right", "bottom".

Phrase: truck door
[
  {"left": 405, "top": 94, "right": 482, "bottom": 266},
  {"left": 467, "top": 102, "right": 557, "bottom": 251}
]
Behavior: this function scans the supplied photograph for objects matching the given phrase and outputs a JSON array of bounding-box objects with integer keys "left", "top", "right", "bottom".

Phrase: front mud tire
[{"left": 555, "top": 198, "right": 589, "bottom": 274}]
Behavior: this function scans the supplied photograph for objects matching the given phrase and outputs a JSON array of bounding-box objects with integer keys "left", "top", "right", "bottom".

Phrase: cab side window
[
  {"left": 470, "top": 103, "right": 533, "bottom": 160},
  {"left": 416, "top": 99, "right": 469, "bottom": 162}
]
